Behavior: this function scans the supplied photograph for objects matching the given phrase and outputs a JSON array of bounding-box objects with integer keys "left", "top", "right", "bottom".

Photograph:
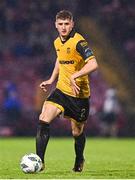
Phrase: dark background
[{"left": 0, "top": 0, "right": 135, "bottom": 137}]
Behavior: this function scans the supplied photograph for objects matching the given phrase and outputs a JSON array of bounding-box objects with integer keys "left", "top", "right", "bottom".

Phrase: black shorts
[{"left": 46, "top": 88, "right": 90, "bottom": 123}]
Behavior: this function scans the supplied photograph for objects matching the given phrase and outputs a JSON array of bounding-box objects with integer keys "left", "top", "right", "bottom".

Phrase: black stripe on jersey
[{"left": 76, "top": 40, "right": 94, "bottom": 61}]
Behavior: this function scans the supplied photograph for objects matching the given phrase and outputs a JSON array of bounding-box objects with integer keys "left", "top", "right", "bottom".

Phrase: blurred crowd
[
  {"left": 0, "top": 0, "right": 133, "bottom": 137},
  {"left": 99, "top": 0, "right": 135, "bottom": 76},
  {"left": 78, "top": 0, "right": 135, "bottom": 74}
]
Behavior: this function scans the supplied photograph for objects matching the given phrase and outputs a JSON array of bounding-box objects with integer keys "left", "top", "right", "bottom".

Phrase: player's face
[{"left": 55, "top": 18, "right": 74, "bottom": 39}]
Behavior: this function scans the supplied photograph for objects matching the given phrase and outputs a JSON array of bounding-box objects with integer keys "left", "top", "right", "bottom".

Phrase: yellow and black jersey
[{"left": 54, "top": 30, "right": 95, "bottom": 98}]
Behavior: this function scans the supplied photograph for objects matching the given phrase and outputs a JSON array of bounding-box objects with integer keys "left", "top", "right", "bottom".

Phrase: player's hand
[
  {"left": 40, "top": 80, "right": 52, "bottom": 92},
  {"left": 70, "top": 75, "right": 80, "bottom": 96}
]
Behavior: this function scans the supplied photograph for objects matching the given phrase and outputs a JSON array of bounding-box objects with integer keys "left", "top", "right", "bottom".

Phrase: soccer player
[{"left": 36, "top": 10, "right": 98, "bottom": 172}]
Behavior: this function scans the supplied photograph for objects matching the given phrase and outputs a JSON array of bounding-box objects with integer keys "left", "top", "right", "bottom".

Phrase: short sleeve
[{"left": 76, "top": 40, "right": 95, "bottom": 62}]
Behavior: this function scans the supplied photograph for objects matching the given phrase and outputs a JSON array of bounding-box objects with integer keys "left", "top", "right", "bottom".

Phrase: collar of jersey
[{"left": 60, "top": 29, "right": 76, "bottom": 44}]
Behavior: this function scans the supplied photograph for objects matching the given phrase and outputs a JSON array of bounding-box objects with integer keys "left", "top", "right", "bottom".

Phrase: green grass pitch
[{"left": 0, "top": 137, "right": 135, "bottom": 179}]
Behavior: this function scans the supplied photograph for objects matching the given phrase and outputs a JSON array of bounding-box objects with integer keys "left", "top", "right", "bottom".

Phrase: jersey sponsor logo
[
  {"left": 56, "top": 49, "right": 60, "bottom": 51},
  {"left": 59, "top": 60, "right": 74, "bottom": 64}
]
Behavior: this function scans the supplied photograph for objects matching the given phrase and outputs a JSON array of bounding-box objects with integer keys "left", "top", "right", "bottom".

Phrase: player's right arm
[{"left": 40, "top": 59, "right": 59, "bottom": 92}]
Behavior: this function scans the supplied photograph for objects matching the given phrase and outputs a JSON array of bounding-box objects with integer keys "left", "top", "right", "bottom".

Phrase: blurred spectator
[
  {"left": 100, "top": 87, "right": 121, "bottom": 137},
  {"left": 3, "top": 81, "right": 22, "bottom": 134}
]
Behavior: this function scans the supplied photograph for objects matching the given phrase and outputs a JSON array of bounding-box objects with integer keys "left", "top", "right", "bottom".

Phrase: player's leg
[
  {"left": 36, "top": 102, "right": 61, "bottom": 168},
  {"left": 71, "top": 120, "right": 86, "bottom": 172}
]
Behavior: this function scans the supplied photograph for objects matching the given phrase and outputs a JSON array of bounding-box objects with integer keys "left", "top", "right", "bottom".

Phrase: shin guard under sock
[
  {"left": 74, "top": 132, "right": 86, "bottom": 161},
  {"left": 36, "top": 121, "right": 50, "bottom": 163}
]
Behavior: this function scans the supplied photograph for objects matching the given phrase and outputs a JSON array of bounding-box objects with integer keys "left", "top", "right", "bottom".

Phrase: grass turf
[{"left": 0, "top": 137, "right": 135, "bottom": 179}]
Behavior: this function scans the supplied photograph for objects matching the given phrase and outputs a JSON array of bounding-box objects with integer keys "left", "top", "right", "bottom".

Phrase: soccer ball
[{"left": 20, "top": 153, "right": 42, "bottom": 173}]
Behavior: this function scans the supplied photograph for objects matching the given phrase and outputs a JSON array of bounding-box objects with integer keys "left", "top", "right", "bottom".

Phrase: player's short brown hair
[{"left": 56, "top": 10, "right": 73, "bottom": 21}]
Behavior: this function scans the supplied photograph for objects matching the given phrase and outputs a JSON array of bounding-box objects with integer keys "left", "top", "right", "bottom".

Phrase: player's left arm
[
  {"left": 70, "top": 57, "right": 98, "bottom": 95},
  {"left": 70, "top": 40, "right": 98, "bottom": 95},
  {"left": 71, "top": 57, "right": 98, "bottom": 79}
]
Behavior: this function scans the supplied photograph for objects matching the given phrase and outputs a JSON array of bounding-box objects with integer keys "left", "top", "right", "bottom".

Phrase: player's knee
[
  {"left": 39, "top": 113, "right": 44, "bottom": 121},
  {"left": 39, "top": 113, "right": 50, "bottom": 124},
  {"left": 72, "top": 129, "right": 82, "bottom": 137}
]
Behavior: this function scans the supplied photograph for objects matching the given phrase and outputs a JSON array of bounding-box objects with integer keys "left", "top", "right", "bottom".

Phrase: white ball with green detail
[{"left": 20, "top": 153, "right": 42, "bottom": 173}]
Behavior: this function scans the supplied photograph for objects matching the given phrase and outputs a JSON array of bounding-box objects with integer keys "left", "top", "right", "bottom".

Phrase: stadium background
[{"left": 0, "top": 0, "right": 135, "bottom": 137}]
